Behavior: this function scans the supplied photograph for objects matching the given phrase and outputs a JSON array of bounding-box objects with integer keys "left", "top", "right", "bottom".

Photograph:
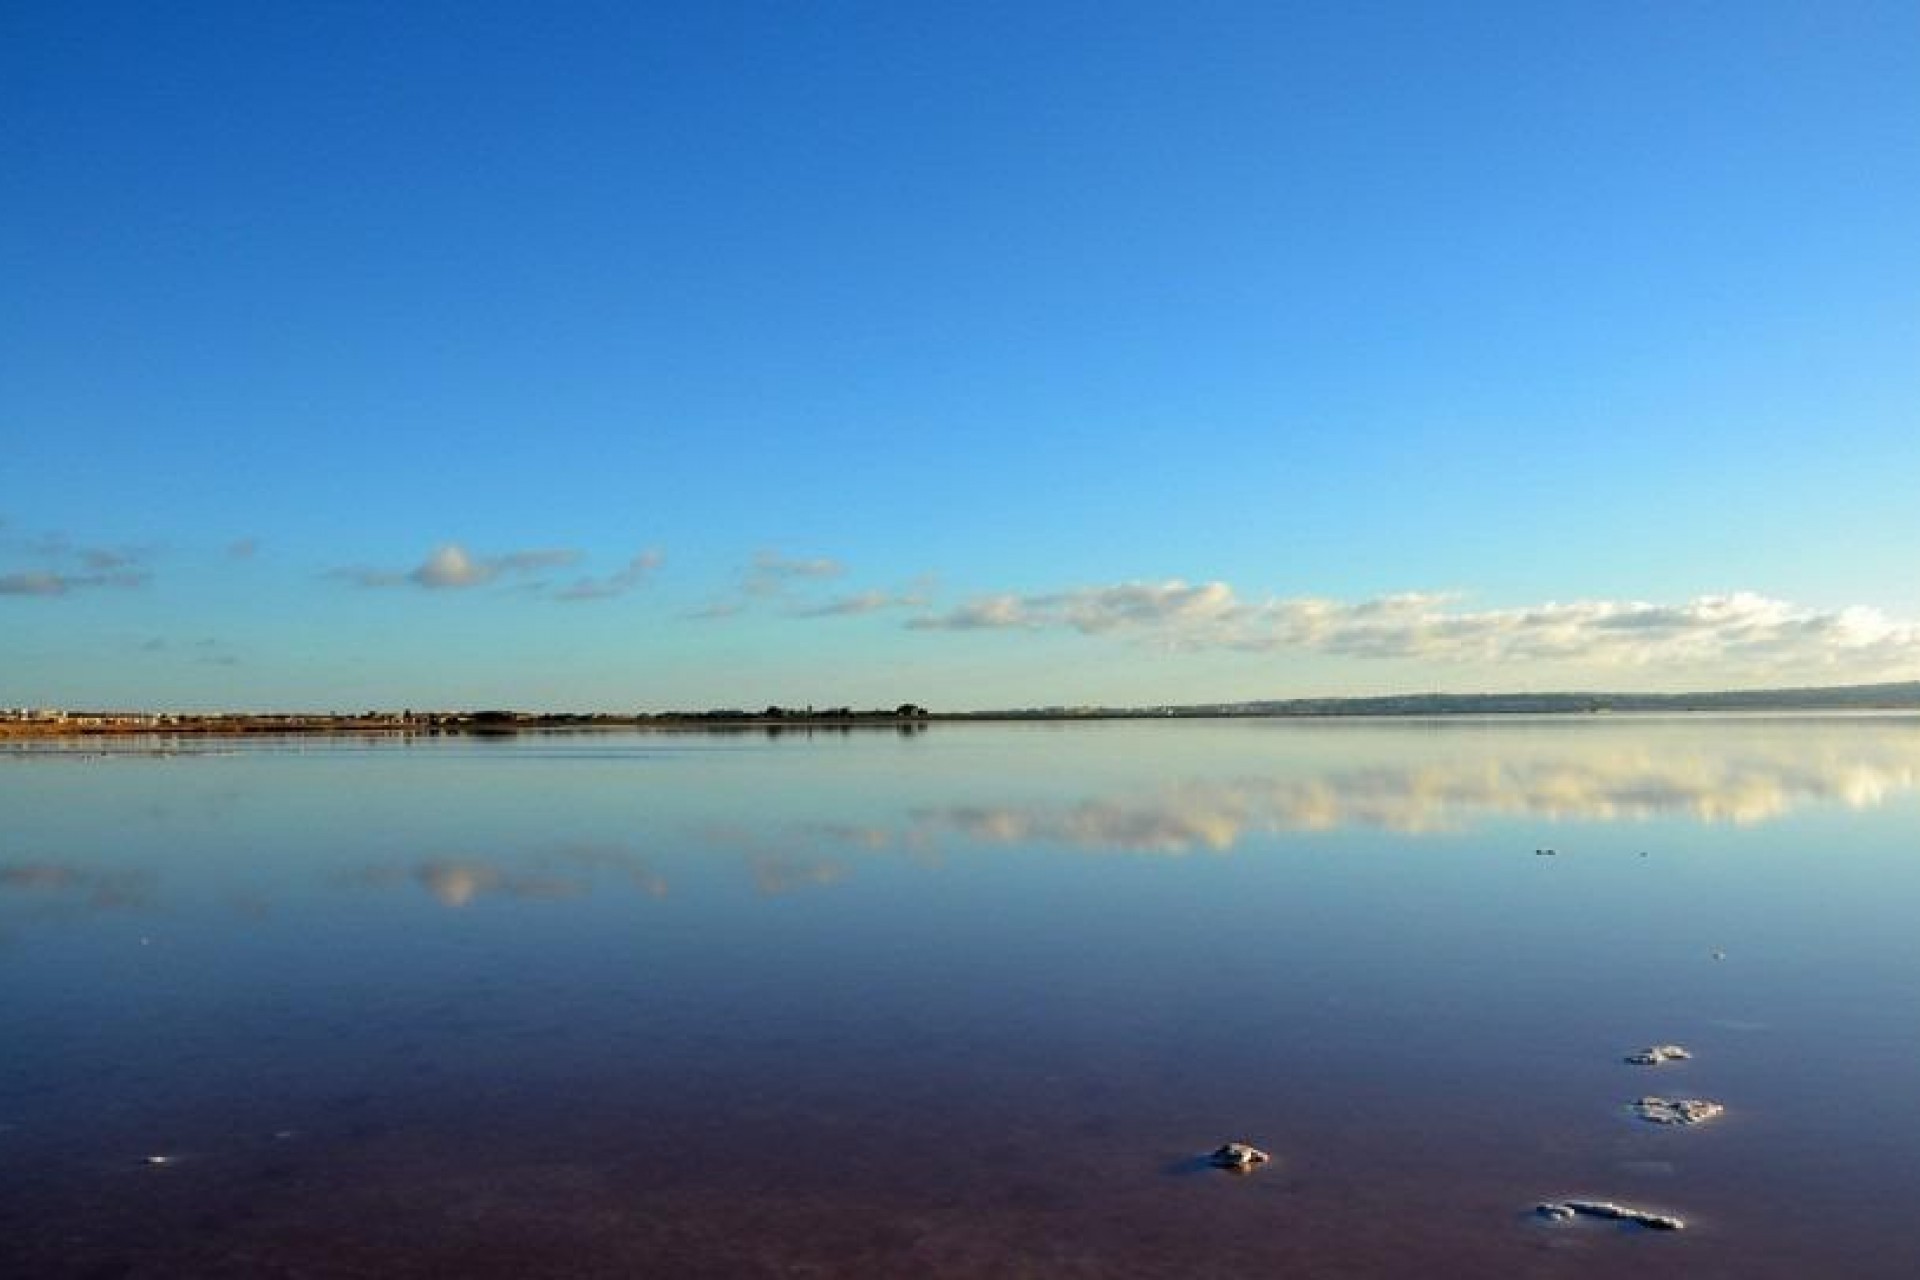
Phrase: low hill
[{"left": 978, "top": 680, "right": 1920, "bottom": 719}]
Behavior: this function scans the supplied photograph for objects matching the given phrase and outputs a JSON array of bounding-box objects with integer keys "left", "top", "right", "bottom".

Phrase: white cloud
[
  {"left": 743, "top": 549, "right": 845, "bottom": 597},
  {"left": 487, "top": 548, "right": 583, "bottom": 575},
  {"left": 793, "top": 587, "right": 931, "bottom": 618},
  {"left": 1267, "top": 592, "right": 1920, "bottom": 674},
  {"left": 411, "top": 544, "right": 491, "bottom": 588},
  {"left": 332, "top": 543, "right": 584, "bottom": 591},
  {"left": 1058, "top": 580, "right": 1241, "bottom": 634},
  {"left": 0, "top": 568, "right": 149, "bottom": 596},
  {"left": 556, "top": 549, "right": 665, "bottom": 601},
  {"left": 908, "top": 581, "right": 1920, "bottom": 680},
  {"left": 906, "top": 593, "right": 1035, "bottom": 631},
  {"left": 909, "top": 580, "right": 1242, "bottom": 637},
  {"left": 411, "top": 543, "right": 580, "bottom": 588},
  {"left": 689, "top": 549, "right": 859, "bottom": 619},
  {"left": 0, "top": 525, "right": 154, "bottom": 596}
]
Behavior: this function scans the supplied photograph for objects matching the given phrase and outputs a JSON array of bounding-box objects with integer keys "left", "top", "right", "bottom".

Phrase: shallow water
[{"left": 5, "top": 716, "right": 1920, "bottom": 1277}]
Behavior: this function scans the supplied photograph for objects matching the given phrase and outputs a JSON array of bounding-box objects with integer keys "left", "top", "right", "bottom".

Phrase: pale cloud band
[
  {"left": 908, "top": 581, "right": 1920, "bottom": 679},
  {"left": 331, "top": 542, "right": 660, "bottom": 600},
  {"left": 0, "top": 525, "right": 154, "bottom": 596},
  {"left": 690, "top": 549, "right": 851, "bottom": 619},
  {"left": 0, "top": 569, "right": 150, "bottom": 596},
  {"left": 557, "top": 550, "right": 665, "bottom": 601},
  {"left": 412, "top": 544, "right": 580, "bottom": 588},
  {"left": 744, "top": 549, "right": 845, "bottom": 597},
  {"left": 793, "top": 588, "right": 931, "bottom": 618}
]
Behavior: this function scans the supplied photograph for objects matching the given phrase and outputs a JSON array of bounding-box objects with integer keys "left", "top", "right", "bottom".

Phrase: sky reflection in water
[{"left": 4, "top": 717, "right": 1920, "bottom": 1278}]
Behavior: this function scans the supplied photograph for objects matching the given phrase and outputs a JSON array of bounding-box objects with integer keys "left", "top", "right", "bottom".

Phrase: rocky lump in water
[
  {"left": 1536, "top": 1200, "right": 1685, "bottom": 1231},
  {"left": 1209, "top": 1142, "right": 1270, "bottom": 1171},
  {"left": 1632, "top": 1096, "right": 1725, "bottom": 1126},
  {"left": 1624, "top": 1044, "right": 1691, "bottom": 1066}
]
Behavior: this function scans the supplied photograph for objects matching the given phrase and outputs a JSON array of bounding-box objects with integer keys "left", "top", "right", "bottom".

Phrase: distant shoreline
[{"left": 7, "top": 680, "right": 1920, "bottom": 739}]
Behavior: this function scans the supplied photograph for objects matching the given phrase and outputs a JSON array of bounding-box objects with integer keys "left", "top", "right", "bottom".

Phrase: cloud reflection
[
  {"left": 692, "top": 824, "right": 867, "bottom": 895},
  {"left": 549, "top": 843, "right": 671, "bottom": 898},
  {"left": 0, "top": 862, "right": 156, "bottom": 912},
  {"left": 342, "top": 844, "right": 668, "bottom": 909},
  {"left": 924, "top": 802, "right": 1243, "bottom": 853},
  {"left": 414, "top": 860, "right": 585, "bottom": 907},
  {"left": 862, "top": 733, "right": 1920, "bottom": 856},
  {"left": 749, "top": 855, "right": 850, "bottom": 896}
]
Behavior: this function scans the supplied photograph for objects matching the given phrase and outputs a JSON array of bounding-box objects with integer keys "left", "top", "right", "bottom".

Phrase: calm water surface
[{"left": 5, "top": 717, "right": 1920, "bottom": 1278}]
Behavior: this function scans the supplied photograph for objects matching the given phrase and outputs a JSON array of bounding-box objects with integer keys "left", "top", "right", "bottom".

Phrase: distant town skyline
[{"left": 6, "top": 2, "right": 1918, "bottom": 711}]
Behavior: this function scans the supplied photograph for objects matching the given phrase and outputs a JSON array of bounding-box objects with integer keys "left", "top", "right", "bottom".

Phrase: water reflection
[
  {"left": 748, "top": 855, "right": 850, "bottom": 896},
  {"left": 0, "top": 861, "right": 156, "bottom": 913},
  {"left": 859, "top": 728, "right": 1920, "bottom": 856},
  {"left": 698, "top": 825, "right": 866, "bottom": 895},
  {"left": 8, "top": 720, "right": 1920, "bottom": 1279},
  {"left": 340, "top": 844, "right": 669, "bottom": 908},
  {"left": 550, "top": 843, "right": 671, "bottom": 899},
  {"left": 414, "top": 861, "right": 583, "bottom": 907},
  {"left": 8, "top": 725, "right": 1919, "bottom": 924}
]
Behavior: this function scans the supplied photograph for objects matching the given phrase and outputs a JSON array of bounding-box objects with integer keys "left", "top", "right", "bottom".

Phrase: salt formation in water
[
  {"left": 1631, "top": 1096, "right": 1724, "bottom": 1125},
  {"left": 1536, "top": 1200, "right": 1685, "bottom": 1231},
  {"left": 1209, "top": 1142, "right": 1270, "bottom": 1171},
  {"left": 1624, "top": 1044, "right": 1692, "bottom": 1066}
]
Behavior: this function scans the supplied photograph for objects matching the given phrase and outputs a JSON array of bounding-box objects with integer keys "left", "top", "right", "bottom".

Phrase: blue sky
[{"left": 5, "top": 1, "right": 1919, "bottom": 710}]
